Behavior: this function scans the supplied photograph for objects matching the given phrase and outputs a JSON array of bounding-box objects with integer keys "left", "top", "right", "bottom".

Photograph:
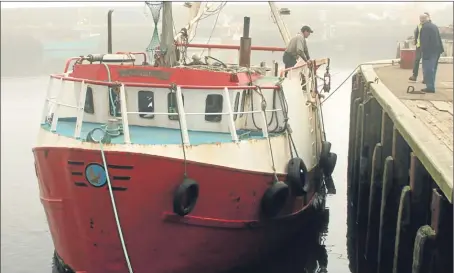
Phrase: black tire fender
[
  {"left": 319, "top": 141, "right": 332, "bottom": 168},
  {"left": 286, "top": 157, "right": 308, "bottom": 196},
  {"left": 323, "top": 152, "right": 337, "bottom": 177},
  {"left": 173, "top": 178, "right": 199, "bottom": 216},
  {"left": 260, "top": 181, "right": 290, "bottom": 218}
]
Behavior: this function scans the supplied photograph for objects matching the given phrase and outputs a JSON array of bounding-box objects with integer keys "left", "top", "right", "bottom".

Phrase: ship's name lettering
[{"left": 118, "top": 69, "right": 171, "bottom": 80}]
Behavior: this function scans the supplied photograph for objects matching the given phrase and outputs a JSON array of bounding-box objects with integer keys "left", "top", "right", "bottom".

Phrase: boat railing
[
  {"left": 63, "top": 44, "right": 286, "bottom": 73},
  {"left": 278, "top": 58, "right": 330, "bottom": 78},
  {"left": 43, "top": 74, "right": 283, "bottom": 145},
  {"left": 175, "top": 43, "right": 285, "bottom": 63}
]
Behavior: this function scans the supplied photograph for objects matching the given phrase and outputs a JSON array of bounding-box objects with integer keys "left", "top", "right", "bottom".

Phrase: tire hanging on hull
[
  {"left": 319, "top": 141, "right": 337, "bottom": 194},
  {"left": 173, "top": 178, "right": 199, "bottom": 216},
  {"left": 286, "top": 157, "right": 309, "bottom": 196},
  {"left": 260, "top": 181, "right": 290, "bottom": 218}
]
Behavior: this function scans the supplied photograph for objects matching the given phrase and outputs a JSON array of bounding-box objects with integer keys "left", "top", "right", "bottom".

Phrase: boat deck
[
  {"left": 374, "top": 63, "right": 453, "bottom": 151},
  {"left": 41, "top": 119, "right": 274, "bottom": 146}
]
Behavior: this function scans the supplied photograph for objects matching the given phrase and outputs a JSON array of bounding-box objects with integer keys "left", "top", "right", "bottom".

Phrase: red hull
[{"left": 33, "top": 147, "right": 321, "bottom": 273}]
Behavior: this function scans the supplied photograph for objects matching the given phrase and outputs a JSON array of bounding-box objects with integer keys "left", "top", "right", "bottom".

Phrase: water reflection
[{"left": 231, "top": 208, "right": 330, "bottom": 273}]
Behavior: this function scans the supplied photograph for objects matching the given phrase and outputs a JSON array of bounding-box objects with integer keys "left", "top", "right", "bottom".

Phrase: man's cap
[{"left": 301, "top": 25, "right": 313, "bottom": 33}]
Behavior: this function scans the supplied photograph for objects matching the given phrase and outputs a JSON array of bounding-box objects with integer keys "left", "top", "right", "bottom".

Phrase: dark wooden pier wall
[{"left": 347, "top": 67, "right": 453, "bottom": 273}]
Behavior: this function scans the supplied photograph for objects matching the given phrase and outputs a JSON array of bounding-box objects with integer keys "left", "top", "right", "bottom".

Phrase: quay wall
[{"left": 347, "top": 57, "right": 453, "bottom": 273}]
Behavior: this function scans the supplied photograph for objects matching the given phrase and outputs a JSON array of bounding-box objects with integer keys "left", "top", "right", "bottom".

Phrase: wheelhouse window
[
  {"left": 108, "top": 87, "right": 122, "bottom": 117},
  {"left": 205, "top": 94, "right": 223, "bottom": 122},
  {"left": 233, "top": 92, "right": 240, "bottom": 121},
  {"left": 84, "top": 86, "right": 95, "bottom": 114},
  {"left": 168, "top": 92, "right": 185, "bottom": 121},
  {"left": 138, "top": 91, "right": 155, "bottom": 119}
]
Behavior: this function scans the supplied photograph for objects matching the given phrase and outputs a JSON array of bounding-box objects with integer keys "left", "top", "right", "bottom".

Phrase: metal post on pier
[{"left": 239, "top": 17, "right": 251, "bottom": 68}]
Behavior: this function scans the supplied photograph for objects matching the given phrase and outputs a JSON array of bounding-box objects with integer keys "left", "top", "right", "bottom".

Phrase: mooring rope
[
  {"left": 320, "top": 61, "right": 397, "bottom": 105},
  {"left": 88, "top": 128, "right": 134, "bottom": 273}
]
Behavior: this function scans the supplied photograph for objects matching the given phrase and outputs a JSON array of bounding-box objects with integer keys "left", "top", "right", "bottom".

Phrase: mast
[
  {"left": 160, "top": 2, "right": 176, "bottom": 67},
  {"left": 174, "top": 2, "right": 205, "bottom": 42},
  {"left": 268, "top": 2, "right": 291, "bottom": 45}
]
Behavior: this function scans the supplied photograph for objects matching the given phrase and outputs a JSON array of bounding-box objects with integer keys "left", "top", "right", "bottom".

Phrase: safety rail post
[
  {"left": 118, "top": 84, "right": 131, "bottom": 144},
  {"left": 176, "top": 86, "right": 190, "bottom": 145},
  {"left": 41, "top": 77, "right": 55, "bottom": 124},
  {"left": 259, "top": 92, "right": 269, "bottom": 138},
  {"left": 74, "top": 81, "right": 87, "bottom": 139},
  {"left": 50, "top": 79, "right": 66, "bottom": 132},
  {"left": 223, "top": 87, "right": 239, "bottom": 142}
]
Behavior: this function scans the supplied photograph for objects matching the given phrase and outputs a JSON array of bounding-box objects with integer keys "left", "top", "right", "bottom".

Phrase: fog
[{"left": 1, "top": 2, "right": 452, "bottom": 77}]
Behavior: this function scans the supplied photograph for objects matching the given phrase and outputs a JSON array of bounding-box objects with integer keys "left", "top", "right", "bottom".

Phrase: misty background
[
  {"left": 1, "top": 2, "right": 453, "bottom": 77},
  {"left": 1, "top": 2, "right": 453, "bottom": 273}
]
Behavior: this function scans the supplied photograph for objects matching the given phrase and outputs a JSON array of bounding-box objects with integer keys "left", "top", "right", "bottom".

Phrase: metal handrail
[
  {"left": 278, "top": 58, "right": 330, "bottom": 77},
  {"left": 49, "top": 74, "right": 280, "bottom": 90},
  {"left": 43, "top": 78, "right": 283, "bottom": 145},
  {"left": 174, "top": 43, "right": 285, "bottom": 52}
]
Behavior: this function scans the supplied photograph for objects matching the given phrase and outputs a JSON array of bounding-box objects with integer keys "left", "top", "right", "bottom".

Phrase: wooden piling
[
  {"left": 365, "top": 143, "right": 383, "bottom": 270},
  {"left": 393, "top": 185, "right": 411, "bottom": 273},
  {"left": 409, "top": 154, "right": 431, "bottom": 232},
  {"left": 377, "top": 156, "right": 394, "bottom": 273},
  {"left": 357, "top": 97, "right": 382, "bottom": 230},
  {"left": 380, "top": 110, "right": 393, "bottom": 161},
  {"left": 430, "top": 189, "right": 452, "bottom": 273},
  {"left": 348, "top": 73, "right": 363, "bottom": 184},
  {"left": 357, "top": 99, "right": 369, "bottom": 227},
  {"left": 351, "top": 103, "right": 364, "bottom": 208},
  {"left": 348, "top": 97, "right": 363, "bottom": 189},
  {"left": 412, "top": 225, "right": 436, "bottom": 273},
  {"left": 391, "top": 127, "right": 410, "bottom": 187},
  {"left": 391, "top": 153, "right": 431, "bottom": 273}
]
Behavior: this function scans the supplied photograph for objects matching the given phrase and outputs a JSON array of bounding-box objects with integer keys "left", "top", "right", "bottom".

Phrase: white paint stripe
[{"left": 36, "top": 128, "right": 317, "bottom": 174}]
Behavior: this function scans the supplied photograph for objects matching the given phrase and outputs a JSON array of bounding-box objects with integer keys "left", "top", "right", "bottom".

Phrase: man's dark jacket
[{"left": 420, "top": 21, "right": 445, "bottom": 59}]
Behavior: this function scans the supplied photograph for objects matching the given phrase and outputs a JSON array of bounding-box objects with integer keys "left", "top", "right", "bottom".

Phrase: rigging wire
[
  {"left": 189, "top": 2, "right": 226, "bottom": 43},
  {"left": 199, "top": 2, "right": 225, "bottom": 57}
]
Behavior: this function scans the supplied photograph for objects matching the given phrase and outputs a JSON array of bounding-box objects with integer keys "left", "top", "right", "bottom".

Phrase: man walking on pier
[
  {"left": 420, "top": 13, "right": 444, "bottom": 93},
  {"left": 283, "top": 25, "right": 313, "bottom": 77}
]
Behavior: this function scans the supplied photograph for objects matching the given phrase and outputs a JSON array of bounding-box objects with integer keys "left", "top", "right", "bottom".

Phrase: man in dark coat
[{"left": 420, "top": 14, "right": 444, "bottom": 93}]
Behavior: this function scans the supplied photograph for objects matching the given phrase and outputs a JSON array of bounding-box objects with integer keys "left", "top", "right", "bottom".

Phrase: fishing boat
[{"left": 33, "top": 2, "right": 337, "bottom": 273}]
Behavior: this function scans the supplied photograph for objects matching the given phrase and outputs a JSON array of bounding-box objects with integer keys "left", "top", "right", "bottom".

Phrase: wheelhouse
[{"left": 41, "top": 45, "right": 293, "bottom": 146}]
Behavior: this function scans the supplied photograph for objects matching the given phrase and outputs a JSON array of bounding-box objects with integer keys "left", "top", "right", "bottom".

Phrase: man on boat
[
  {"left": 409, "top": 12, "right": 431, "bottom": 83},
  {"left": 283, "top": 25, "right": 313, "bottom": 76},
  {"left": 420, "top": 13, "right": 444, "bottom": 93}
]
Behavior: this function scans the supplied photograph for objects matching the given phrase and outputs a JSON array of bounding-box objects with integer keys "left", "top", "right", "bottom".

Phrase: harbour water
[{"left": 1, "top": 69, "right": 353, "bottom": 273}]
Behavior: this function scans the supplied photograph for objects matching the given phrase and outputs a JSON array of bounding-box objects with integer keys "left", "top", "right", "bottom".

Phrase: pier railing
[
  {"left": 43, "top": 74, "right": 283, "bottom": 145},
  {"left": 347, "top": 57, "right": 453, "bottom": 273}
]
